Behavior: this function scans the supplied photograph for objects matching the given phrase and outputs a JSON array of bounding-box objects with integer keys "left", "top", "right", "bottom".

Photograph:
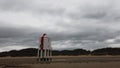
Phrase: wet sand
[{"left": 0, "top": 56, "right": 120, "bottom": 68}]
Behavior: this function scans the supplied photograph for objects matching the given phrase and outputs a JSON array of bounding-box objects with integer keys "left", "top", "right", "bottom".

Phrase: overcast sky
[{"left": 0, "top": 0, "right": 120, "bottom": 52}]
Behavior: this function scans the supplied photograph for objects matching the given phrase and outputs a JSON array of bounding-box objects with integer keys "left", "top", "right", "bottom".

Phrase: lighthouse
[{"left": 37, "top": 33, "right": 52, "bottom": 63}]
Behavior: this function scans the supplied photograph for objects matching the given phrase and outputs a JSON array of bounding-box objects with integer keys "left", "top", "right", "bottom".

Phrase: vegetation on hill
[
  {"left": 0, "top": 47, "right": 120, "bottom": 57},
  {"left": 91, "top": 48, "right": 120, "bottom": 55}
]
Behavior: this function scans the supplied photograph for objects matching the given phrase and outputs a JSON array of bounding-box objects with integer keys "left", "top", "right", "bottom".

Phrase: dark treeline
[
  {"left": 0, "top": 47, "right": 120, "bottom": 57},
  {"left": 91, "top": 48, "right": 120, "bottom": 55},
  {"left": 0, "top": 48, "right": 37, "bottom": 57},
  {"left": 52, "top": 49, "right": 90, "bottom": 56}
]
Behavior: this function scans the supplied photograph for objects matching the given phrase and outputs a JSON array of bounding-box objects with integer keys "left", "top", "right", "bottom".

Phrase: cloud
[{"left": 0, "top": 0, "right": 120, "bottom": 51}]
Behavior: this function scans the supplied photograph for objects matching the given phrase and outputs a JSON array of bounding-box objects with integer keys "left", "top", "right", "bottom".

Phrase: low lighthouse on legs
[{"left": 37, "top": 33, "right": 52, "bottom": 62}]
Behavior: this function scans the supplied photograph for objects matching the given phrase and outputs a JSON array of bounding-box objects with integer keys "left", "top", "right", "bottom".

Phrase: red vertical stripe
[
  {"left": 40, "top": 36, "right": 44, "bottom": 50},
  {"left": 40, "top": 34, "right": 46, "bottom": 50}
]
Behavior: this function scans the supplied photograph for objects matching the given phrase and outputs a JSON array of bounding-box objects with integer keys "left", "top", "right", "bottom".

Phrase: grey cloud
[
  {"left": 0, "top": 0, "right": 65, "bottom": 16},
  {"left": 0, "top": 0, "right": 120, "bottom": 51},
  {"left": 0, "top": 22, "right": 40, "bottom": 47},
  {"left": 0, "top": 27, "right": 26, "bottom": 38},
  {"left": 0, "top": 0, "right": 29, "bottom": 11},
  {"left": 1, "top": 25, "right": 115, "bottom": 50},
  {"left": 51, "top": 27, "right": 120, "bottom": 42},
  {"left": 51, "top": 20, "right": 120, "bottom": 42},
  {"left": 67, "top": 0, "right": 120, "bottom": 22},
  {"left": 115, "top": 39, "right": 120, "bottom": 43},
  {"left": 111, "top": 39, "right": 120, "bottom": 44},
  {"left": 68, "top": 7, "right": 108, "bottom": 20},
  {"left": 82, "top": 8, "right": 108, "bottom": 20},
  {"left": 52, "top": 39, "right": 108, "bottom": 50}
]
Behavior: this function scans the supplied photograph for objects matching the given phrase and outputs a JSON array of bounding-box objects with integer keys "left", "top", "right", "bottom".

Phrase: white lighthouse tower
[{"left": 37, "top": 33, "right": 52, "bottom": 63}]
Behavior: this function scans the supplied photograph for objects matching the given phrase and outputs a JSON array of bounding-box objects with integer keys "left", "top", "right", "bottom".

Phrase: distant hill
[
  {"left": 52, "top": 49, "right": 90, "bottom": 56},
  {"left": 0, "top": 48, "right": 90, "bottom": 57},
  {"left": 0, "top": 48, "right": 37, "bottom": 57},
  {"left": 91, "top": 48, "right": 120, "bottom": 55},
  {"left": 0, "top": 47, "right": 120, "bottom": 57}
]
